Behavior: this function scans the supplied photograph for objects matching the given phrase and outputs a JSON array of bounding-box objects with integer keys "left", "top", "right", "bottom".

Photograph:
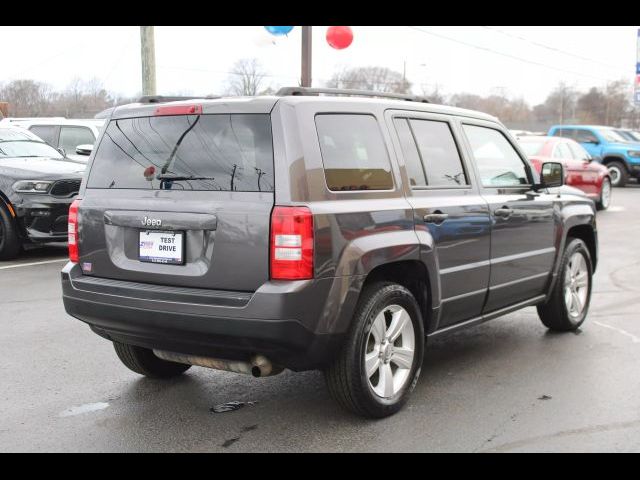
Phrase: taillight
[
  {"left": 68, "top": 199, "right": 81, "bottom": 263},
  {"left": 270, "top": 206, "right": 314, "bottom": 280}
]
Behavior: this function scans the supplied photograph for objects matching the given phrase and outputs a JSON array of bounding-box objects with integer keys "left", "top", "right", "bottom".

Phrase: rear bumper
[{"left": 61, "top": 263, "right": 364, "bottom": 371}]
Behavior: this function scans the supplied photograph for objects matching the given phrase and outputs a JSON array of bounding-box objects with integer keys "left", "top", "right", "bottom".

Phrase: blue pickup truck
[{"left": 548, "top": 125, "right": 640, "bottom": 187}]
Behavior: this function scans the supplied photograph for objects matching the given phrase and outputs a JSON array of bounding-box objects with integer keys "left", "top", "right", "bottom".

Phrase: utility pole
[
  {"left": 301, "top": 26, "right": 312, "bottom": 87},
  {"left": 140, "top": 26, "right": 157, "bottom": 96}
]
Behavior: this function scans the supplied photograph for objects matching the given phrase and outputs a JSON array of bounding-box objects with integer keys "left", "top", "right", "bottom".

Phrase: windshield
[
  {"left": 87, "top": 114, "right": 274, "bottom": 191},
  {"left": 615, "top": 130, "right": 640, "bottom": 142},
  {"left": 597, "top": 129, "right": 628, "bottom": 143},
  {"left": 518, "top": 140, "right": 546, "bottom": 156},
  {"left": 0, "top": 140, "right": 63, "bottom": 159}
]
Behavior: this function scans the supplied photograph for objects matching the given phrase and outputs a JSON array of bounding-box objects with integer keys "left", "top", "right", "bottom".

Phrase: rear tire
[
  {"left": 596, "top": 177, "right": 612, "bottom": 210},
  {"left": 606, "top": 161, "right": 627, "bottom": 188},
  {"left": 113, "top": 342, "right": 191, "bottom": 378},
  {"left": 0, "top": 205, "right": 21, "bottom": 261},
  {"left": 537, "top": 238, "right": 592, "bottom": 332},
  {"left": 324, "top": 282, "right": 424, "bottom": 418}
]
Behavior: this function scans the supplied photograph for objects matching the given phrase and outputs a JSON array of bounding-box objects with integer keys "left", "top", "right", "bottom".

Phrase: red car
[{"left": 517, "top": 135, "right": 612, "bottom": 210}]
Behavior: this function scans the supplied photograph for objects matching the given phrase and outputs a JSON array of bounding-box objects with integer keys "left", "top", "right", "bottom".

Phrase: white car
[{"left": 0, "top": 117, "right": 104, "bottom": 163}]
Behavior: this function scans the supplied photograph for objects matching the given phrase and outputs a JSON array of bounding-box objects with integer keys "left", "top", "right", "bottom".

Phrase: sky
[{"left": 1, "top": 26, "right": 638, "bottom": 106}]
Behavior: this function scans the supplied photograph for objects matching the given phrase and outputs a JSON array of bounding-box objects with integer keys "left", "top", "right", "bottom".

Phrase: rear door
[
  {"left": 79, "top": 109, "right": 275, "bottom": 292},
  {"left": 460, "top": 121, "right": 557, "bottom": 313},
  {"left": 387, "top": 111, "right": 491, "bottom": 327}
]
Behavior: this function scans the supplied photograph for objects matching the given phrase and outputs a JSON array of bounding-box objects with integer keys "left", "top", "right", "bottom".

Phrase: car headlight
[
  {"left": 12, "top": 180, "right": 54, "bottom": 193},
  {"left": 628, "top": 150, "right": 640, "bottom": 158}
]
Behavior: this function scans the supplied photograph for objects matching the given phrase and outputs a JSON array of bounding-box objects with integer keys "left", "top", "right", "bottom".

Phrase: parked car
[
  {"left": 0, "top": 126, "right": 85, "bottom": 259},
  {"left": 518, "top": 135, "right": 612, "bottom": 210},
  {"left": 548, "top": 124, "right": 640, "bottom": 187},
  {"left": 62, "top": 89, "right": 597, "bottom": 418},
  {"left": 0, "top": 118, "right": 104, "bottom": 163},
  {"left": 614, "top": 128, "right": 640, "bottom": 143}
]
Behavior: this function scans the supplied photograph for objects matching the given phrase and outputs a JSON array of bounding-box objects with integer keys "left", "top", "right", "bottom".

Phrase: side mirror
[
  {"left": 539, "top": 162, "right": 564, "bottom": 189},
  {"left": 75, "top": 144, "right": 93, "bottom": 156}
]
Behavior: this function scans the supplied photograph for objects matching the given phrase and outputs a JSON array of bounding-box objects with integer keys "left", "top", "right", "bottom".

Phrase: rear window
[
  {"left": 87, "top": 114, "right": 274, "bottom": 192},
  {"left": 315, "top": 114, "right": 393, "bottom": 191}
]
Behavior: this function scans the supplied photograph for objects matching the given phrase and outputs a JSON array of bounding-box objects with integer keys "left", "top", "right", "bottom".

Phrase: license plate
[{"left": 139, "top": 230, "right": 184, "bottom": 265}]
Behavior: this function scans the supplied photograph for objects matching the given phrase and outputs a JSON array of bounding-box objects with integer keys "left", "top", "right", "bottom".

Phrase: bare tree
[
  {"left": 326, "top": 66, "right": 412, "bottom": 94},
  {"left": 224, "top": 59, "right": 268, "bottom": 96},
  {"left": 0, "top": 79, "right": 53, "bottom": 116}
]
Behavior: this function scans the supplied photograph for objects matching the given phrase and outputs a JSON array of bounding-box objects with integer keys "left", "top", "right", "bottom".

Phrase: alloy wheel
[{"left": 365, "top": 304, "right": 416, "bottom": 398}]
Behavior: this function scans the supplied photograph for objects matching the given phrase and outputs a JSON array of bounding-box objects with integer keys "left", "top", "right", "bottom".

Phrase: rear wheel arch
[
  {"left": 566, "top": 224, "right": 597, "bottom": 271},
  {"left": 360, "top": 260, "right": 432, "bottom": 333}
]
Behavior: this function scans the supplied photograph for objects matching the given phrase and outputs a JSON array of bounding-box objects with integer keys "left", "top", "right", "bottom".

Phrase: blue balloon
[{"left": 264, "top": 26, "right": 294, "bottom": 36}]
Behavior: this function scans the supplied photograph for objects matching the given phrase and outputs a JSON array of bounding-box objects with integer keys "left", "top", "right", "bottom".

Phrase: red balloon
[{"left": 326, "top": 26, "right": 353, "bottom": 50}]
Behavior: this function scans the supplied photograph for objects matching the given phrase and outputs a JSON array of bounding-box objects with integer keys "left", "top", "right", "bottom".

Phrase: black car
[
  {"left": 0, "top": 126, "right": 85, "bottom": 259},
  {"left": 62, "top": 89, "right": 597, "bottom": 418}
]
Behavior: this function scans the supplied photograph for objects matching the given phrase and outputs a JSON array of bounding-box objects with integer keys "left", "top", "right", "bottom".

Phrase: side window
[
  {"left": 29, "top": 125, "right": 58, "bottom": 147},
  {"left": 553, "top": 142, "right": 572, "bottom": 159},
  {"left": 315, "top": 114, "right": 393, "bottom": 191},
  {"left": 463, "top": 124, "right": 529, "bottom": 187},
  {"left": 59, "top": 126, "right": 95, "bottom": 154},
  {"left": 567, "top": 141, "right": 590, "bottom": 160},
  {"left": 393, "top": 118, "right": 427, "bottom": 187},
  {"left": 574, "top": 129, "right": 598, "bottom": 144},
  {"left": 554, "top": 128, "right": 576, "bottom": 140},
  {"left": 408, "top": 119, "right": 468, "bottom": 187}
]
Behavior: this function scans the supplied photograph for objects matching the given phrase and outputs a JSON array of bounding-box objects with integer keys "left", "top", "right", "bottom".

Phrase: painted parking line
[{"left": 0, "top": 258, "right": 68, "bottom": 270}]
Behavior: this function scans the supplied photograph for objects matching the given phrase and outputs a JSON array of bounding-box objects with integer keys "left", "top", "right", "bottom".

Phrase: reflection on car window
[
  {"left": 316, "top": 114, "right": 393, "bottom": 191},
  {"left": 463, "top": 125, "right": 528, "bottom": 187},
  {"left": 87, "top": 114, "right": 274, "bottom": 192},
  {"left": 0, "top": 139, "right": 63, "bottom": 159}
]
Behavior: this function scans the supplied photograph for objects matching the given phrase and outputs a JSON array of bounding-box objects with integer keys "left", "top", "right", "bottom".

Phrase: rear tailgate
[{"left": 78, "top": 107, "right": 275, "bottom": 292}]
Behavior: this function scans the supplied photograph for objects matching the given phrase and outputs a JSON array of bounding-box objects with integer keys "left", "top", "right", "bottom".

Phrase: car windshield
[
  {"left": 597, "top": 129, "right": 628, "bottom": 143},
  {"left": 518, "top": 139, "right": 546, "bottom": 156},
  {"left": 615, "top": 130, "right": 640, "bottom": 142},
  {"left": 0, "top": 140, "right": 63, "bottom": 159}
]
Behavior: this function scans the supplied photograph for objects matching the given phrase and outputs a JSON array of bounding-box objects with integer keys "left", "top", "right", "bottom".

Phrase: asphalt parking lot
[{"left": 1, "top": 187, "right": 639, "bottom": 452}]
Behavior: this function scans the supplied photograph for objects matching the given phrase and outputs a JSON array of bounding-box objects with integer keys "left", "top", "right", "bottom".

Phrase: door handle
[
  {"left": 423, "top": 212, "right": 449, "bottom": 225},
  {"left": 494, "top": 207, "right": 513, "bottom": 219}
]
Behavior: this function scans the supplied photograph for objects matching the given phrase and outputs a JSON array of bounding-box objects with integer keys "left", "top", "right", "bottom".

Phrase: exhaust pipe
[{"left": 153, "top": 350, "right": 283, "bottom": 377}]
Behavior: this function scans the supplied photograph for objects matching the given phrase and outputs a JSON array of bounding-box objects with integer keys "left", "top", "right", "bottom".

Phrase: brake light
[
  {"left": 68, "top": 199, "right": 81, "bottom": 263},
  {"left": 154, "top": 105, "right": 202, "bottom": 116},
  {"left": 270, "top": 206, "right": 314, "bottom": 280}
]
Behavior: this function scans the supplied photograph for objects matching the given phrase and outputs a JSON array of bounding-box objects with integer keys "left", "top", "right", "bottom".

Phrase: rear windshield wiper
[{"left": 156, "top": 174, "right": 215, "bottom": 181}]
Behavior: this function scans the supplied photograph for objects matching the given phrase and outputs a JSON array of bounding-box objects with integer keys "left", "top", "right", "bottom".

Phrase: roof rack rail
[
  {"left": 137, "top": 95, "right": 221, "bottom": 104},
  {"left": 275, "top": 87, "right": 429, "bottom": 103}
]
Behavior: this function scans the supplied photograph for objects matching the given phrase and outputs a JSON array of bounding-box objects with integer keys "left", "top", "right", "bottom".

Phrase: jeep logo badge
[{"left": 142, "top": 216, "right": 162, "bottom": 227}]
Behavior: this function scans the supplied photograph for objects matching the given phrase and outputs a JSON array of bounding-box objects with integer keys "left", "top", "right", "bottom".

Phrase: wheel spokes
[
  {"left": 365, "top": 350, "right": 380, "bottom": 378},
  {"left": 391, "top": 346, "right": 414, "bottom": 369},
  {"left": 370, "top": 313, "right": 386, "bottom": 344},
  {"left": 386, "top": 308, "right": 409, "bottom": 342},
  {"left": 376, "top": 363, "right": 395, "bottom": 398}
]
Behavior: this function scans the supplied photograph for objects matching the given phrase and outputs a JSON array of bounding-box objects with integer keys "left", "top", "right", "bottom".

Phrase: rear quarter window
[{"left": 315, "top": 114, "right": 393, "bottom": 191}]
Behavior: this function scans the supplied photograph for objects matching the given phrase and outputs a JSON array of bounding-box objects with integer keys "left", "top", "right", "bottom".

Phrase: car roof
[
  {"left": 550, "top": 124, "right": 616, "bottom": 130},
  {"left": 109, "top": 95, "right": 499, "bottom": 123}
]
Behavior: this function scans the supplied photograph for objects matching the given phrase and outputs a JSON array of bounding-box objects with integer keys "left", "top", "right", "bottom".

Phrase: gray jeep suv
[{"left": 62, "top": 88, "right": 597, "bottom": 418}]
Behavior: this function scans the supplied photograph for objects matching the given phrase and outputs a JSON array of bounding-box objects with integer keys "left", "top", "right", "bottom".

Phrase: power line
[
  {"left": 480, "top": 26, "right": 629, "bottom": 73},
  {"left": 407, "top": 26, "right": 615, "bottom": 83}
]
